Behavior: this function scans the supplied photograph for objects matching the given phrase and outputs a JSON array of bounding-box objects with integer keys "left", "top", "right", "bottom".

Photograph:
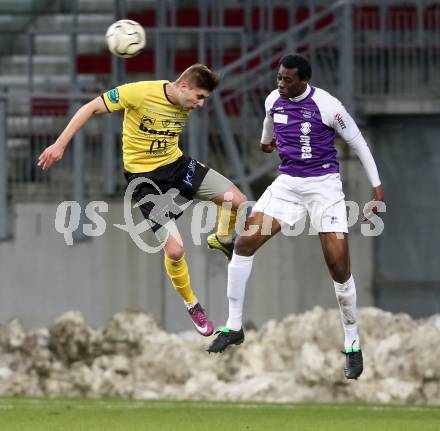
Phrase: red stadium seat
[
  {"left": 125, "top": 51, "right": 154, "bottom": 73},
  {"left": 32, "top": 97, "right": 69, "bottom": 116},
  {"left": 75, "top": 4, "right": 428, "bottom": 78},
  {"left": 353, "top": 6, "right": 380, "bottom": 31},
  {"left": 387, "top": 5, "right": 417, "bottom": 31},
  {"left": 424, "top": 4, "right": 440, "bottom": 30},
  {"left": 76, "top": 54, "right": 112, "bottom": 74},
  {"left": 127, "top": 10, "right": 156, "bottom": 27},
  {"left": 176, "top": 9, "right": 200, "bottom": 27},
  {"left": 224, "top": 8, "right": 244, "bottom": 26}
]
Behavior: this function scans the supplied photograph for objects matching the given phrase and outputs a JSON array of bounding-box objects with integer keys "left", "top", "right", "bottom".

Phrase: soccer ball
[{"left": 105, "top": 19, "right": 146, "bottom": 58}]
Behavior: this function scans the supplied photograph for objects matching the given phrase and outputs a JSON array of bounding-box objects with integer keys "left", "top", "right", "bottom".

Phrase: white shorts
[{"left": 252, "top": 173, "right": 348, "bottom": 233}]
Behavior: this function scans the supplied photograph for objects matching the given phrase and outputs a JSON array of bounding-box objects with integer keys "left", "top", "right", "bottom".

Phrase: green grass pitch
[{"left": 0, "top": 398, "right": 439, "bottom": 431}]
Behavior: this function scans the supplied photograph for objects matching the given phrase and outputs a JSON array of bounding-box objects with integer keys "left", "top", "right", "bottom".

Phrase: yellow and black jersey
[{"left": 102, "top": 80, "right": 191, "bottom": 173}]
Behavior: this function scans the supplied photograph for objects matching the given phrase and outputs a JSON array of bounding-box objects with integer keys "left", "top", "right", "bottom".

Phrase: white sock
[
  {"left": 225, "top": 252, "right": 254, "bottom": 331},
  {"left": 333, "top": 275, "right": 360, "bottom": 351}
]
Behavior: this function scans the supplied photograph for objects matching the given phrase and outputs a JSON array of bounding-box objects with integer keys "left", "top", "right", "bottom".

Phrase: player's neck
[
  {"left": 289, "top": 84, "right": 311, "bottom": 102},
  {"left": 165, "top": 82, "right": 179, "bottom": 106}
]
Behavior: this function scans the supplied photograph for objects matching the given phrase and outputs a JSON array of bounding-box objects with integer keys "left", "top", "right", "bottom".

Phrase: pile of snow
[{"left": 0, "top": 307, "right": 439, "bottom": 404}]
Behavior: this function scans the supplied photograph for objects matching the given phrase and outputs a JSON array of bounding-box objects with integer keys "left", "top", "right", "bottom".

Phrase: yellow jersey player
[{"left": 38, "top": 64, "right": 246, "bottom": 336}]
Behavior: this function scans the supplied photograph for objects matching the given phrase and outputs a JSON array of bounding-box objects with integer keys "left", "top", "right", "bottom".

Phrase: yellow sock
[
  {"left": 164, "top": 255, "right": 197, "bottom": 306},
  {"left": 216, "top": 206, "right": 237, "bottom": 243}
]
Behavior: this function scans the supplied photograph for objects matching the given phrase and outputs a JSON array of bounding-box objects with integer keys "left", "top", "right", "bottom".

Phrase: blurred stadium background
[
  {"left": 0, "top": 0, "right": 439, "bottom": 410},
  {"left": 0, "top": 0, "right": 440, "bottom": 418}
]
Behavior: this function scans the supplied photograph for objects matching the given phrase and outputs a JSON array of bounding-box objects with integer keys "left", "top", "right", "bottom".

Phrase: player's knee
[
  {"left": 229, "top": 187, "right": 247, "bottom": 208},
  {"left": 234, "top": 235, "right": 257, "bottom": 256},
  {"left": 236, "top": 190, "right": 247, "bottom": 205},
  {"left": 164, "top": 244, "right": 185, "bottom": 261},
  {"left": 328, "top": 259, "right": 350, "bottom": 283}
]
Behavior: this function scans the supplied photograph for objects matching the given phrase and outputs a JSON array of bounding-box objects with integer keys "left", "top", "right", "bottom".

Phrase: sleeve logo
[
  {"left": 108, "top": 88, "right": 119, "bottom": 104},
  {"left": 335, "top": 113, "right": 346, "bottom": 130}
]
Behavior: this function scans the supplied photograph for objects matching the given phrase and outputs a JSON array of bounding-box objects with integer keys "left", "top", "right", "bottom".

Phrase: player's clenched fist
[{"left": 260, "top": 137, "right": 276, "bottom": 153}]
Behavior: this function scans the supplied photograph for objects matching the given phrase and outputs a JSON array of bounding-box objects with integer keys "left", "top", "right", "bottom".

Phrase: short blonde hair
[{"left": 176, "top": 64, "right": 220, "bottom": 92}]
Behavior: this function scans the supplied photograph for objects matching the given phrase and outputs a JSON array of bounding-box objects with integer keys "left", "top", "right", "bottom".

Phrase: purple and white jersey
[{"left": 262, "top": 85, "right": 362, "bottom": 178}]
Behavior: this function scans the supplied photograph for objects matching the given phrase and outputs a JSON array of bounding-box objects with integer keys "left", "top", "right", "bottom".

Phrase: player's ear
[{"left": 178, "top": 81, "right": 189, "bottom": 91}]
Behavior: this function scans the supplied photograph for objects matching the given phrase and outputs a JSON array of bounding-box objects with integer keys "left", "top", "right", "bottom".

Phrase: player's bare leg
[
  {"left": 319, "top": 232, "right": 363, "bottom": 379},
  {"left": 207, "top": 184, "right": 247, "bottom": 261},
  {"left": 163, "top": 231, "right": 213, "bottom": 336},
  {"left": 235, "top": 212, "right": 281, "bottom": 256},
  {"left": 319, "top": 232, "right": 351, "bottom": 283},
  {"left": 207, "top": 212, "right": 281, "bottom": 353}
]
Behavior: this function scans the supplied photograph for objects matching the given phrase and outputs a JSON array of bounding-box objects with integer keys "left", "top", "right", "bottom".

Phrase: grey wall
[
  {"left": 373, "top": 115, "right": 440, "bottom": 317},
  {"left": 0, "top": 154, "right": 376, "bottom": 331},
  {"left": 0, "top": 202, "right": 165, "bottom": 328}
]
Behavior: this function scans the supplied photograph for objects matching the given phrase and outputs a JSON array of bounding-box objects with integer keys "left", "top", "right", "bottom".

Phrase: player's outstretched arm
[
  {"left": 330, "top": 103, "right": 385, "bottom": 216},
  {"left": 37, "top": 96, "right": 108, "bottom": 171}
]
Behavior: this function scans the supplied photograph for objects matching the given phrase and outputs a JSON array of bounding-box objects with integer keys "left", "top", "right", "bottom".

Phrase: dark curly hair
[{"left": 279, "top": 54, "right": 312, "bottom": 80}]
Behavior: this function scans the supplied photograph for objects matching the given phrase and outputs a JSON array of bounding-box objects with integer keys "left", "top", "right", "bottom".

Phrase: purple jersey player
[{"left": 208, "top": 54, "right": 385, "bottom": 380}]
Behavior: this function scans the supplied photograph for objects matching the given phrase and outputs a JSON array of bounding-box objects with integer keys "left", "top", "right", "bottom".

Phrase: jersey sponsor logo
[
  {"left": 149, "top": 109, "right": 187, "bottom": 120},
  {"left": 300, "top": 122, "right": 311, "bottom": 135},
  {"left": 300, "top": 121, "right": 312, "bottom": 159},
  {"left": 139, "top": 123, "right": 177, "bottom": 137},
  {"left": 300, "top": 108, "right": 314, "bottom": 119},
  {"left": 274, "top": 113, "right": 288, "bottom": 124},
  {"left": 107, "top": 88, "right": 119, "bottom": 104},
  {"left": 335, "top": 113, "right": 347, "bottom": 130},
  {"left": 141, "top": 115, "right": 155, "bottom": 125},
  {"left": 143, "top": 107, "right": 188, "bottom": 122},
  {"left": 148, "top": 138, "right": 168, "bottom": 155}
]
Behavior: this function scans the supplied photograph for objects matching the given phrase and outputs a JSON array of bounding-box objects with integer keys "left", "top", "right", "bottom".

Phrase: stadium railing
[
  {"left": 208, "top": 0, "right": 439, "bottom": 196},
  {"left": 1, "top": 0, "right": 438, "bottom": 234}
]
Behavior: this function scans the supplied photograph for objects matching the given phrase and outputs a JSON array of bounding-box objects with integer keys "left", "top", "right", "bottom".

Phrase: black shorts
[{"left": 124, "top": 155, "right": 209, "bottom": 232}]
